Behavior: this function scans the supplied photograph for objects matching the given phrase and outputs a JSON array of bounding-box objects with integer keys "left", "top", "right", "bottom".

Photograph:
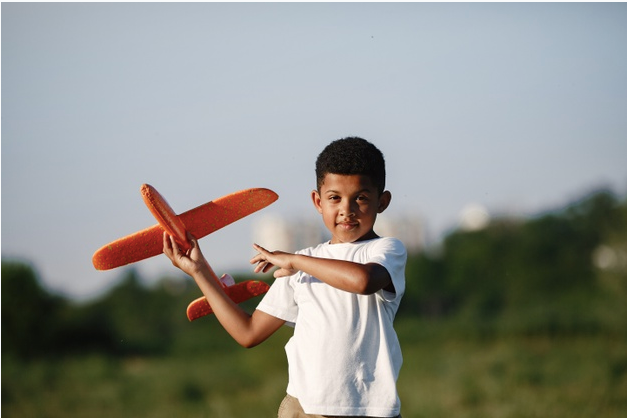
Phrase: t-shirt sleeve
[
  {"left": 368, "top": 237, "right": 407, "bottom": 302},
  {"left": 256, "top": 274, "right": 299, "bottom": 325}
]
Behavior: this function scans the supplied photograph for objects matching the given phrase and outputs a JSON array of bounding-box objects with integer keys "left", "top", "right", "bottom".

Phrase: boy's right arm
[{"left": 163, "top": 232, "right": 285, "bottom": 348}]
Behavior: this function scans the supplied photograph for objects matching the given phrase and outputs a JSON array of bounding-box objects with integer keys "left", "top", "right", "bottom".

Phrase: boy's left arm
[{"left": 251, "top": 244, "right": 393, "bottom": 295}]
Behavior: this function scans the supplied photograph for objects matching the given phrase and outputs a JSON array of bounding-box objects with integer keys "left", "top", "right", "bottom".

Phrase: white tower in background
[
  {"left": 375, "top": 213, "right": 424, "bottom": 253},
  {"left": 253, "top": 214, "right": 326, "bottom": 252}
]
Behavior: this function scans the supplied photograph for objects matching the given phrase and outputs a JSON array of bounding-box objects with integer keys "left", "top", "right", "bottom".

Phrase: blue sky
[{"left": 2, "top": 2, "right": 626, "bottom": 300}]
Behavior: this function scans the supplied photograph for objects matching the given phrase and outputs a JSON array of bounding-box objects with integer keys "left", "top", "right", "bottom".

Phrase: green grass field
[{"left": 3, "top": 318, "right": 626, "bottom": 418}]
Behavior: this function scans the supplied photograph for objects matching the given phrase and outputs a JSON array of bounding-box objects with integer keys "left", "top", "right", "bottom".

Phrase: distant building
[
  {"left": 252, "top": 214, "right": 325, "bottom": 252},
  {"left": 376, "top": 213, "right": 424, "bottom": 253},
  {"left": 458, "top": 203, "right": 490, "bottom": 231}
]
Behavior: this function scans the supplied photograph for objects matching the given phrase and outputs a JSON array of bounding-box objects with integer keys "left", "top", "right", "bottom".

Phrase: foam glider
[{"left": 92, "top": 184, "right": 277, "bottom": 321}]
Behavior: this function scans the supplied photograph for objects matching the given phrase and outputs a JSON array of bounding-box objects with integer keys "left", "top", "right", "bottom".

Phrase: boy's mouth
[{"left": 337, "top": 221, "right": 358, "bottom": 229}]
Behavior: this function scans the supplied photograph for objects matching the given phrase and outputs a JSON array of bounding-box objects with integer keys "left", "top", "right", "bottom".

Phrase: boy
[{"left": 164, "top": 137, "right": 407, "bottom": 417}]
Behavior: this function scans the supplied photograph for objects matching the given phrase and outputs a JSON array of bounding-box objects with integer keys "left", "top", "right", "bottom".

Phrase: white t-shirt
[{"left": 256, "top": 237, "right": 407, "bottom": 417}]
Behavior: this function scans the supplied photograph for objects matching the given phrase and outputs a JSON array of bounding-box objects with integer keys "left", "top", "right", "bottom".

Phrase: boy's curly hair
[{"left": 315, "top": 137, "right": 386, "bottom": 194}]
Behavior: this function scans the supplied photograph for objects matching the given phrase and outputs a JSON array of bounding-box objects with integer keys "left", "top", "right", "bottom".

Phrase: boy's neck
[{"left": 330, "top": 230, "right": 379, "bottom": 244}]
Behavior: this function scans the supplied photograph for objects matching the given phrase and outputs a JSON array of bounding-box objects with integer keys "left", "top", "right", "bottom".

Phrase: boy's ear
[
  {"left": 378, "top": 190, "right": 392, "bottom": 213},
  {"left": 311, "top": 190, "right": 323, "bottom": 214}
]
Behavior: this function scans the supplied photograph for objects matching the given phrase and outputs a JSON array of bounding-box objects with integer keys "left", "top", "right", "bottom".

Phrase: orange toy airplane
[{"left": 92, "top": 184, "right": 278, "bottom": 321}]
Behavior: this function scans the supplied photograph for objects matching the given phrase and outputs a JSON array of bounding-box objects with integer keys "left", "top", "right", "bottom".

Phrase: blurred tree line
[
  {"left": 1, "top": 264, "right": 193, "bottom": 359},
  {"left": 3, "top": 188, "right": 626, "bottom": 360},
  {"left": 400, "top": 188, "right": 627, "bottom": 336}
]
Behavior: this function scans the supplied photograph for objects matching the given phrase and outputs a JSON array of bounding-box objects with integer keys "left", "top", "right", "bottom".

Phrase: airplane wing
[{"left": 92, "top": 187, "right": 278, "bottom": 270}]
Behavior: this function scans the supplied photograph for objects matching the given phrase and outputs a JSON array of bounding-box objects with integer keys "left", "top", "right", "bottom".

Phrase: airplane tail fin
[{"left": 186, "top": 278, "right": 270, "bottom": 321}]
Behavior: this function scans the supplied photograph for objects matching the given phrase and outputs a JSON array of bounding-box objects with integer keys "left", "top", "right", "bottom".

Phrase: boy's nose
[{"left": 340, "top": 201, "right": 356, "bottom": 217}]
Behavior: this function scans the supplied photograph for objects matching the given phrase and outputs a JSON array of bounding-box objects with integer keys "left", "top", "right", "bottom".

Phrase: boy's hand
[
  {"left": 163, "top": 231, "right": 209, "bottom": 277},
  {"left": 250, "top": 244, "right": 296, "bottom": 278}
]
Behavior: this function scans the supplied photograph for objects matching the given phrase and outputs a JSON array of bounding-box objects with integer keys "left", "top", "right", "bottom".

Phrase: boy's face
[{"left": 312, "top": 173, "right": 391, "bottom": 244}]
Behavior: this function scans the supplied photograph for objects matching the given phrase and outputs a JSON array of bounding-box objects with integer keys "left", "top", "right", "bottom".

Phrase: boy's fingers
[
  {"left": 186, "top": 231, "right": 198, "bottom": 247},
  {"left": 253, "top": 243, "right": 268, "bottom": 254},
  {"left": 163, "top": 232, "right": 174, "bottom": 254},
  {"left": 163, "top": 232, "right": 180, "bottom": 266},
  {"left": 274, "top": 268, "right": 295, "bottom": 278},
  {"left": 254, "top": 261, "right": 270, "bottom": 274},
  {"left": 168, "top": 234, "right": 186, "bottom": 258}
]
